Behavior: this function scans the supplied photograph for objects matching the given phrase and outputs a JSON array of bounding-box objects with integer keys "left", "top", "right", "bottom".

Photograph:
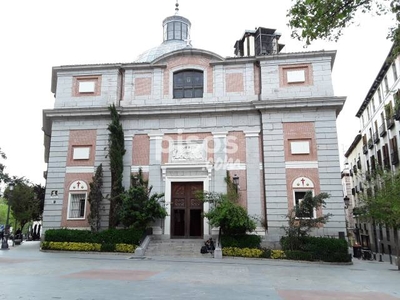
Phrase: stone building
[
  {"left": 344, "top": 44, "right": 400, "bottom": 260},
  {"left": 42, "top": 4, "right": 346, "bottom": 245}
]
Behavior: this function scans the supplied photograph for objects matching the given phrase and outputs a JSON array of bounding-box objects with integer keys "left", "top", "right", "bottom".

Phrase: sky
[{"left": 0, "top": 0, "right": 396, "bottom": 189}]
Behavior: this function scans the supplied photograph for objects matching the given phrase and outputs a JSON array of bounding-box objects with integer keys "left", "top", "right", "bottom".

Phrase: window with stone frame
[
  {"left": 173, "top": 70, "right": 203, "bottom": 98},
  {"left": 67, "top": 181, "right": 88, "bottom": 220}
]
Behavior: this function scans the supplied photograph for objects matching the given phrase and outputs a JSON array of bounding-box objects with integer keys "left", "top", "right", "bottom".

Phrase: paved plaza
[{"left": 0, "top": 241, "right": 399, "bottom": 300}]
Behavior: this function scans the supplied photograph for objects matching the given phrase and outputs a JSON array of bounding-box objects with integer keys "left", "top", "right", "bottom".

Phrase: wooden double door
[{"left": 171, "top": 182, "right": 203, "bottom": 238}]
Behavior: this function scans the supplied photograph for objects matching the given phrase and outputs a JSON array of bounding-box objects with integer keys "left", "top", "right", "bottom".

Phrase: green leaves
[{"left": 288, "top": 0, "right": 399, "bottom": 54}]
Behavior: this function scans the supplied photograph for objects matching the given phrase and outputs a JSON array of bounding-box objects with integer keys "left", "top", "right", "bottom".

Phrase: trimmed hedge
[
  {"left": 44, "top": 228, "right": 143, "bottom": 245},
  {"left": 222, "top": 247, "right": 264, "bottom": 258},
  {"left": 221, "top": 234, "right": 261, "bottom": 249},
  {"left": 280, "top": 236, "right": 350, "bottom": 263}
]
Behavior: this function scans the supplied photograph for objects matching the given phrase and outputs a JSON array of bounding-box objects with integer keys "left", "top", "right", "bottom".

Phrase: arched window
[
  {"left": 67, "top": 180, "right": 88, "bottom": 219},
  {"left": 292, "top": 177, "right": 315, "bottom": 219},
  {"left": 173, "top": 70, "right": 203, "bottom": 99}
]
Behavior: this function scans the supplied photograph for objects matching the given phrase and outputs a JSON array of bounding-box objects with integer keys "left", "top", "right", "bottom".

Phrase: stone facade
[{"left": 42, "top": 10, "right": 346, "bottom": 244}]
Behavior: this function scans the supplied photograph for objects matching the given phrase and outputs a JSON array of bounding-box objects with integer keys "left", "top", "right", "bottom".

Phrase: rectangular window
[
  {"left": 294, "top": 191, "right": 314, "bottom": 219},
  {"left": 72, "top": 147, "right": 90, "bottom": 160},
  {"left": 68, "top": 193, "right": 86, "bottom": 219},
  {"left": 386, "top": 226, "right": 390, "bottom": 241},
  {"left": 392, "top": 63, "right": 398, "bottom": 82},
  {"left": 377, "top": 87, "right": 382, "bottom": 103},
  {"left": 384, "top": 76, "right": 389, "bottom": 93}
]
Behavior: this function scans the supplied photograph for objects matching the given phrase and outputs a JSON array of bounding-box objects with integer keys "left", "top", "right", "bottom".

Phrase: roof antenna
[{"left": 175, "top": 0, "right": 179, "bottom": 15}]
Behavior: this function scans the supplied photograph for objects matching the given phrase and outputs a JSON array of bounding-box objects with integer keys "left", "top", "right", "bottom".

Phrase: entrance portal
[{"left": 171, "top": 182, "right": 203, "bottom": 238}]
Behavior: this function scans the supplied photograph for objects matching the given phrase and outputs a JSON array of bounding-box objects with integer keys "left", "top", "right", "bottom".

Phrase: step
[{"left": 145, "top": 239, "right": 214, "bottom": 258}]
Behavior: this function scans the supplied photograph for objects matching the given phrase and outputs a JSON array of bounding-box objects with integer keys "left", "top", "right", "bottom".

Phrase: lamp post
[
  {"left": 1, "top": 182, "right": 14, "bottom": 250},
  {"left": 232, "top": 174, "right": 239, "bottom": 194}
]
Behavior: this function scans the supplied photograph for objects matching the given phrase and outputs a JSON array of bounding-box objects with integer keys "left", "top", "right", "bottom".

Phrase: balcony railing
[
  {"left": 386, "top": 117, "right": 395, "bottom": 130},
  {"left": 391, "top": 151, "right": 399, "bottom": 166},
  {"left": 368, "top": 138, "right": 373, "bottom": 149},
  {"left": 379, "top": 123, "right": 387, "bottom": 137},
  {"left": 363, "top": 144, "right": 368, "bottom": 154},
  {"left": 373, "top": 132, "right": 380, "bottom": 144}
]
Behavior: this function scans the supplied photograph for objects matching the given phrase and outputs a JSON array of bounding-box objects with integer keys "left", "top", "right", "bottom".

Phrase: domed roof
[
  {"left": 134, "top": 2, "right": 192, "bottom": 63},
  {"left": 135, "top": 40, "right": 191, "bottom": 63}
]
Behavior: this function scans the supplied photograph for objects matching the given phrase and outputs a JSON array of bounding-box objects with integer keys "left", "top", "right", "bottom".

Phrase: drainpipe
[{"left": 256, "top": 60, "right": 268, "bottom": 232}]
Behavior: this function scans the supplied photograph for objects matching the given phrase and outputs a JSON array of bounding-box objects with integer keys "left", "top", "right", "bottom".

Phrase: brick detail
[
  {"left": 283, "top": 122, "right": 317, "bottom": 161},
  {"left": 279, "top": 64, "right": 313, "bottom": 87},
  {"left": 133, "top": 135, "right": 150, "bottom": 165},
  {"left": 61, "top": 173, "right": 92, "bottom": 228},
  {"left": 254, "top": 64, "right": 261, "bottom": 95},
  {"left": 162, "top": 56, "right": 213, "bottom": 96},
  {"left": 227, "top": 131, "right": 246, "bottom": 162},
  {"left": 226, "top": 73, "right": 244, "bottom": 93},
  {"left": 67, "top": 130, "right": 97, "bottom": 166},
  {"left": 134, "top": 77, "right": 152, "bottom": 96}
]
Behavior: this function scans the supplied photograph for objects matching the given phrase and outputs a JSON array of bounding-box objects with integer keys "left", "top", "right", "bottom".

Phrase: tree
[
  {"left": 3, "top": 179, "right": 36, "bottom": 231},
  {"left": 361, "top": 170, "right": 400, "bottom": 270},
  {"left": 32, "top": 184, "right": 45, "bottom": 221},
  {"left": 201, "top": 174, "right": 256, "bottom": 241},
  {"left": 288, "top": 0, "right": 400, "bottom": 56},
  {"left": 283, "top": 191, "right": 332, "bottom": 245},
  {"left": 119, "top": 170, "right": 167, "bottom": 231},
  {"left": 0, "top": 147, "right": 10, "bottom": 185},
  {"left": 107, "top": 104, "right": 126, "bottom": 228},
  {"left": 88, "top": 164, "right": 103, "bottom": 233}
]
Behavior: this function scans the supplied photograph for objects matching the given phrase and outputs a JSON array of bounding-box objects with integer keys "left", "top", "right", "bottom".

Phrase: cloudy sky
[{"left": 0, "top": 0, "right": 395, "bottom": 188}]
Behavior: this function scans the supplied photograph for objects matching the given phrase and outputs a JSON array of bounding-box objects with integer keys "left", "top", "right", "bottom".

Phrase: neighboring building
[
  {"left": 344, "top": 45, "right": 400, "bottom": 261},
  {"left": 42, "top": 4, "right": 346, "bottom": 246}
]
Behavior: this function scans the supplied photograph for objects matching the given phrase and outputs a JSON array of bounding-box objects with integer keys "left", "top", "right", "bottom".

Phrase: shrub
[
  {"left": 44, "top": 228, "right": 143, "bottom": 245},
  {"left": 115, "top": 243, "right": 136, "bottom": 253},
  {"left": 271, "top": 250, "right": 286, "bottom": 259},
  {"left": 284, "top": 250, "right": 313, "bottom": 261},
  {"left": 280, "top": 236, "right": 350, "bottom": 262},
  {"left": 41, "top": 241, "right": 101, "bottom": 252},
  {"left": 222, "top": 247, "right": 263, "bottom": 258},
  {"left": 221, "top": 234, "right": 261, "bottom": 249},
  {"left": 260, "top": 248, "right": 271, "bottom": 258},
  {"left": 101, "top": 243, "right": 116, "bottom": 252}
]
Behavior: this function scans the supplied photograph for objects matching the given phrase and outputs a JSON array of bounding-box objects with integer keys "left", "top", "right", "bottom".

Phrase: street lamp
[
  {"left": 1, "top": 182, "right": 14, "bottom": 250},
  {"left": 343, "top": 196, "right": 350, "bottom": 209},
  {"left": 232, "top": 174, "right": 239, "bottom": 194}
]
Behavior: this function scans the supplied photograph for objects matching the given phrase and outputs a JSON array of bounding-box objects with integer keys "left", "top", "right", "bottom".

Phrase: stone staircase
[{"left": 144, "top": 237, "right": 213, "bottom": 258}]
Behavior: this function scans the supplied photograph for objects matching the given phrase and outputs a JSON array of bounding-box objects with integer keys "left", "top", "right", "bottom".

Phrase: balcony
[
  {"left": 368, "top": 138, "right": 373, "bottom": 149},
  {"left": 363, "top": 144, "right": 368, "bottom": 154},
  {"left": 373, "top": 132, "right": 380, "bottom": 144},
  {"left": 383, "top": 157, "right": 390, "bottom": 170},
  {"left": 391, "top": 150, "right": 399, "bottom": 166},
  {"left": 379, "top": 123, "right": 387, "bottom": 137},
  {"left": 386, "top": 117, "right": 395, "bottom": 130}
]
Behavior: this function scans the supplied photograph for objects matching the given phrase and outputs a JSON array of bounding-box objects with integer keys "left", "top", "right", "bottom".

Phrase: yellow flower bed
[
  {"left": 115, "top": 243, "right": 136, "bottom": 253},
  {"left": 41, "top": 242, "right": 137, "bottom": 253},
  {"left": 41, "top": 241, "right": 101, "bottom": 252},
  {"left": 222, "top": 247, "right": 263, "bottom": 258},
  {"left": 270, "top": 249, "right": 286, "bottom": 259}
]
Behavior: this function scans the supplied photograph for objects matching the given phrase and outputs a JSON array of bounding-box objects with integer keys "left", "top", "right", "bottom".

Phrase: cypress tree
[
  {"left": 88, "top": 164, "right": 103, "bottom": 232},
  {"left": 107, "top": 104, "right": 126, "bottom": 228}
]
